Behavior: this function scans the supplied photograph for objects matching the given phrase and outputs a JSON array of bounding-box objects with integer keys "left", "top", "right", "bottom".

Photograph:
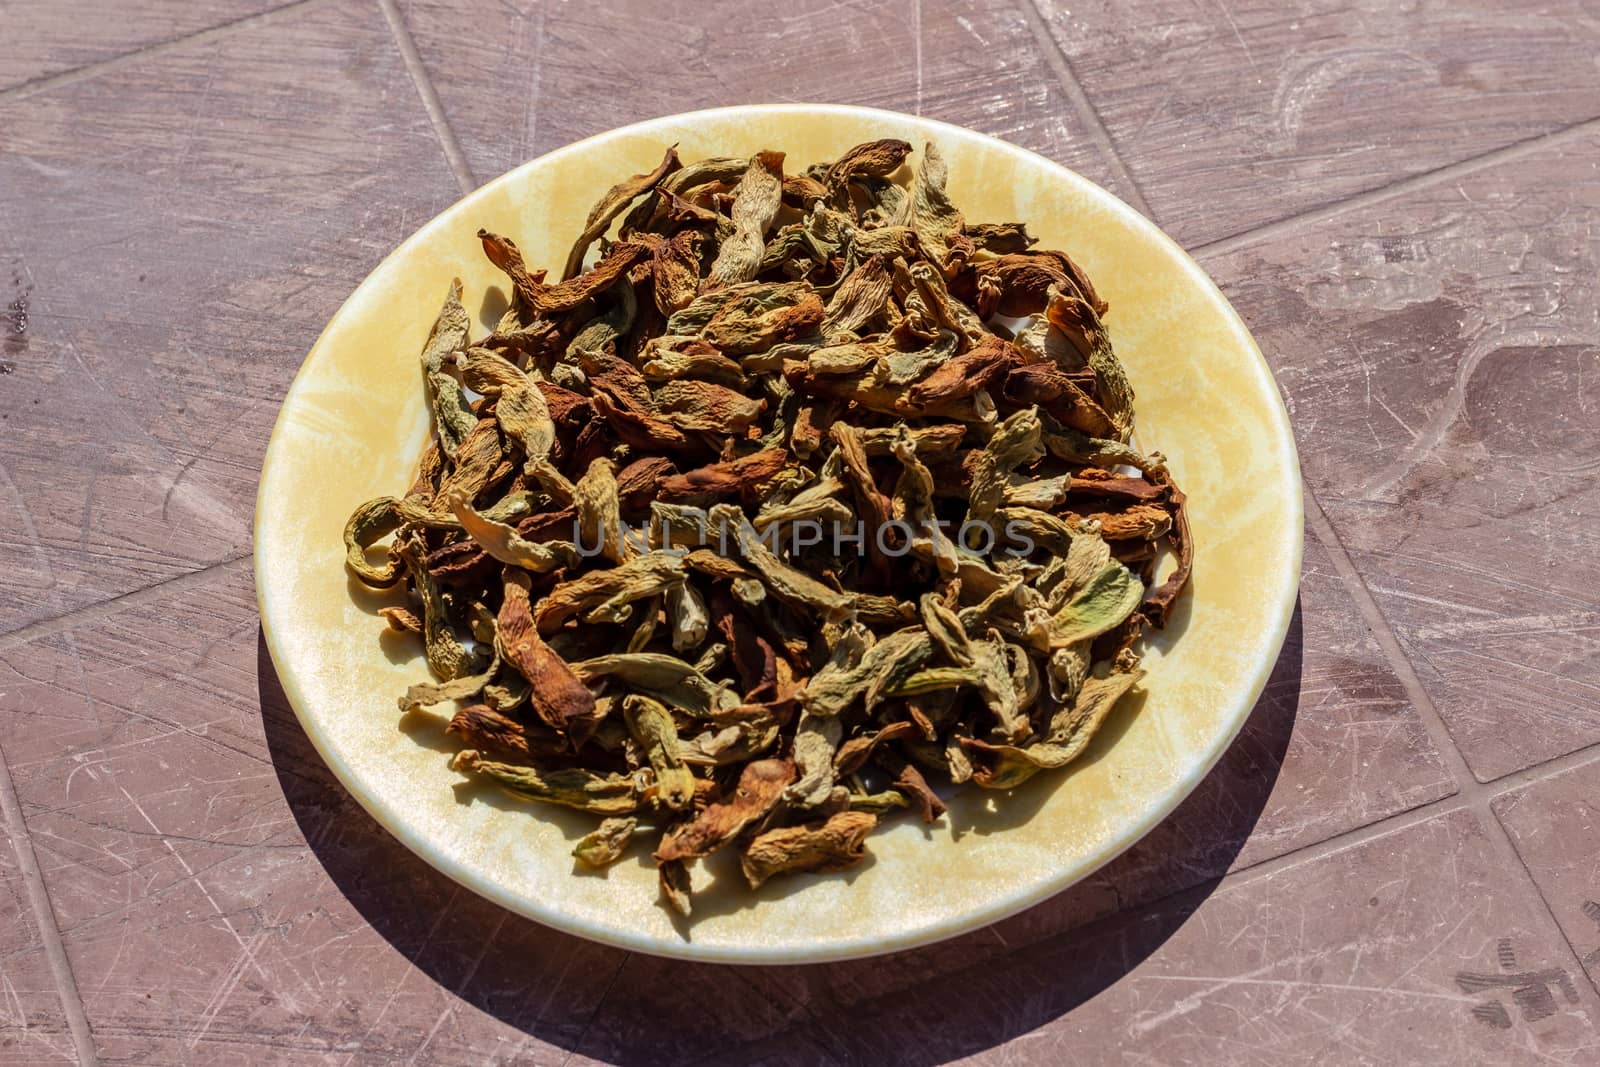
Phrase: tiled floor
[{"left": 1, "top": 1, "right": 1598, "bottom": 1063}]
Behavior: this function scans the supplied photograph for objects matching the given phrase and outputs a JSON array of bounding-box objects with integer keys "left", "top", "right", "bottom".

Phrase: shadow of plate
[{"left": 258, "top": 598, "right": 1302, "bottom": 1063}]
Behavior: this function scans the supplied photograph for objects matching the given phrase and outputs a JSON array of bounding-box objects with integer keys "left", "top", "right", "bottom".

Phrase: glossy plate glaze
[{"left": 255, "top": 104, "right": 1302, "bottom": 963}]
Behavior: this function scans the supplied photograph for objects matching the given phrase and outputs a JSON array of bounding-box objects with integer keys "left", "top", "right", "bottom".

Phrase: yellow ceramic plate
[{"left": 256, "top": 104, "right": 1301, "bottom": 963}]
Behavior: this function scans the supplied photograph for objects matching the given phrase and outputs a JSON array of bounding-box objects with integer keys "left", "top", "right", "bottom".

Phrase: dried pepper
[{"left": 344, "top": 139, "right": 1193, "bottom": 919}]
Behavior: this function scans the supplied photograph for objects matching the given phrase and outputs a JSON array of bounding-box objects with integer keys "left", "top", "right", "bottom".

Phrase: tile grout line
[
  {"left": 0, "top": 555, "right": 253, "bottom": 654},
  {"left": 0, "top": 742, "right": 98, "bottom": 1066},
  {"left": 1193, "top": 112, "right": 1600, "bottom": 260},
  {"left": 1189, "top": 730, "right": 1600, "bottom": 892},
  {"left": 1486, "top": 745, "right": 1600, "bottom": 800},
  {"left": 1221, "top": 794, "right": 1469, "bottom": 887},
  {"left": 557, "top": 952, "right": 631, "bottom": 1067},
  {"left": 1304, "top": 491, "right": 1600, "bottom": 1000},
  {"left": 0, "top": 0, "right": 327, "bottom": 103},
  {"left": 376, "top": 0, "right": 477, "bottom": 196},
  {"left": 1015, "top": 0, "right": 1158, "bottom": 223},
  {"left": 519, "top": 1, "right": 547, "bottom": 155},
  {"left": 1302, "top": 492, "right": 1480, "bottom": 791},
  {"left": 1490, "top": 818, "right": 1600, "bottom": 1004}
]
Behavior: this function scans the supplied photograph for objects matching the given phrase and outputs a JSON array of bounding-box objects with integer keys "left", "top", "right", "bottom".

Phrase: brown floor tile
[
  {"left": 569, "top": 957, "right": 830, "bottom": 1065},
  {"left": 396, "top": 0, "right": 1133, "bottom": 200},
  {"left": 1203, "top": 131, "right": 1600, "bottom": 781},
  {"left": 1032, "top": 0, "right": 1600, "bottom": 246},
  {"left": 735, "top": 811, "right": 1600, "bottom": 1065},
  {"left": 0, "top": 818, "right": 75, "bottom": 1064},
  {"left": 0, "top": 0, "right": 460, "bottom": 635},
  {"left": 1494, "top": 759, "right": 1600, "bottom": 991},
  {"left": 0, "top": 564, "right": 628, "bottom": 1063},
  {"left": 1088, "top": 520, "right": 1454, "bottom": 876},
  {"left": 0, "top": 0, "right": 286, "bottom": 91}
]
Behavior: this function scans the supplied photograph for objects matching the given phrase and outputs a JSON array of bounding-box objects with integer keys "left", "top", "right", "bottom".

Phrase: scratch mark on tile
[
  {"left": 1138, "top": 972, "right": 1476, "bottom": 1004},
  {"left": 114, "top": 784, "right": 270, "bottom": 1051},
  {"left": 1213, "top": 0, "right": 1255, "bottom": 67},
  {"left": 404, "top": 911, "right": 508, "bottom": 1064},
  {"left": 188, "top": 927, "right": 271, "bottom": 1050},
  {"left": 337, "top": 886, "right": 462, "bottom": 1067},
  {"left": 911, "top": 0, "right": 924, "bottom": 115}
]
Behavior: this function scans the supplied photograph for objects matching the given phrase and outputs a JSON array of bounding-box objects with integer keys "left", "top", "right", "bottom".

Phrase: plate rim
[{"left": 255, "top": 102, "right": 1304, "bottom": 964}]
